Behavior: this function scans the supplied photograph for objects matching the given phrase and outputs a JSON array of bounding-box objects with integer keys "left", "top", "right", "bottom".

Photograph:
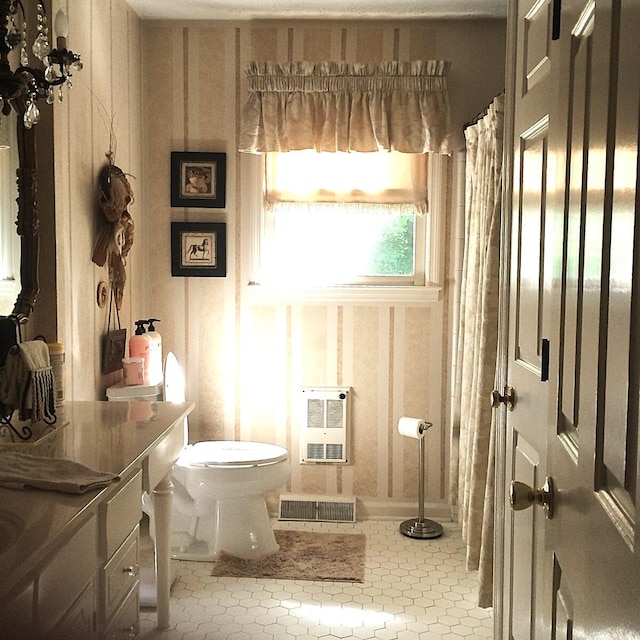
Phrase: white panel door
[{"left": 502, "top": 0, "right": 640, "bottom": 637}]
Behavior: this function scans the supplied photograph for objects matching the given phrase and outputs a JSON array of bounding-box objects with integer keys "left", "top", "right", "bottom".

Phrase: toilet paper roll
[{"left": 397, "top": 416, "right": 432, "bottom": 439}]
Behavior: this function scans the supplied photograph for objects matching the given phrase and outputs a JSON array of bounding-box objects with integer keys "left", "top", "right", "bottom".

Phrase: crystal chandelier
[{"left": 0, "top": 0, "right": 82, "bottom": 128}]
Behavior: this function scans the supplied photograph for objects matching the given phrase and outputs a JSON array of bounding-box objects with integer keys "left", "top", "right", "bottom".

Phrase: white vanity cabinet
[
  {"left": 0, "top": 400, "right": 194, "bottom": 640},
  {"left": 0, "top": 512, "right": 97, "bottom": 640}
]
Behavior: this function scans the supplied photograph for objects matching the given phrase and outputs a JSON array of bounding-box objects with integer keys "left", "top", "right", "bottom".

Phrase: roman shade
[
  {"left": 264, "top": 150, "right": 428, "bottom": 214},
  {"left": 239, "top": 60, "right": 452, "bottom": 154}
]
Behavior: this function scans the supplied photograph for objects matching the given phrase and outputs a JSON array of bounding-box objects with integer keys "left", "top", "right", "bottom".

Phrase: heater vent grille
[
  {"left": 279, "top": 494, "right": 356, "bottom": 523},
  {"left": 300, "top": 386, "right": 351, "bottom": 463}
]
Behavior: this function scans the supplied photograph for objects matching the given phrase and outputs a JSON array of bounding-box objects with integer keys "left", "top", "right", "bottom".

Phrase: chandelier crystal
[{"left": 0, "top": 0, "right": 82, "bottom": 128}]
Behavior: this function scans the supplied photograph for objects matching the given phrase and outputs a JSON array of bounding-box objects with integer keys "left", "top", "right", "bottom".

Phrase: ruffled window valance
[{"left": 239, "top": 60, "right": 452, "bottom": 154}]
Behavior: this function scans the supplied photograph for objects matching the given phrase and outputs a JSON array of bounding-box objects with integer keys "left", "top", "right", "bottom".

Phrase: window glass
[{"left": 258, "top": 151, "right": 427, "bottom": 287}]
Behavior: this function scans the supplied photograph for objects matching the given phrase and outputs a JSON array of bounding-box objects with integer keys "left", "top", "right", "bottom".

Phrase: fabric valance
[{"left": 239, "top": 60, "right": 452, "bottom": 154}]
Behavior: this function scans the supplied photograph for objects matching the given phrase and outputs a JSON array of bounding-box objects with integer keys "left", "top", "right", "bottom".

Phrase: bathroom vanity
[{"left": 0, "top": 400, "right": 193, "bottom": 639}]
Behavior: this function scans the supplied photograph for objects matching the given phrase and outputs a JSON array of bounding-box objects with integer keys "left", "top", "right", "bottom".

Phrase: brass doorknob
[
  {"left": 491, "top": 386, "right": 515, "bottom": 411},
  {"left": 509, "top": 477, "right": 555, "bottom": 519}
]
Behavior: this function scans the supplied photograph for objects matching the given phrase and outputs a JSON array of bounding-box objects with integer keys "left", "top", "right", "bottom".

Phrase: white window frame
[{"left": 242, "top": 153, "right": 446, "bottom": 303}]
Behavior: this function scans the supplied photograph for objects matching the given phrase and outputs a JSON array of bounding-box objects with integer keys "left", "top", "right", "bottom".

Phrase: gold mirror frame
[{"left": 10, "top": 107, "right": 39, "bottom": 325}]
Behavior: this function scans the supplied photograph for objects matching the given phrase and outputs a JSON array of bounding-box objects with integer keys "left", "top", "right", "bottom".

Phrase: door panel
[
  {"left": 523, "top": 0, "right": 554, "bottom": 92},
  {"left": 551, "top": 556, "right": 574, "bottom": 640},
  {"left": 503, "top": 2, "right": 556, "bottom": 637},
  {"left": 503, "top": 0, "right": 640, "bottom": 638},
  {"left": 510, "top": 433, "right": 542, "bottom": 640},
  {"left": 515, "top": 121, "right": 548, "bottom": 375}
]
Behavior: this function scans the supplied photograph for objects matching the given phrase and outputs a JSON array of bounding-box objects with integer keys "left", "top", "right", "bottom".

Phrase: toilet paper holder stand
[{"left": 400, "top": 420, "right": 444, "bottom": 540}]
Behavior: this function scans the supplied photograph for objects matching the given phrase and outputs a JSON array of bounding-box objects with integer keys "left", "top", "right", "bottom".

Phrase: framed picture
[
  {"left": 171, "top": 222, "right": 227, "bottom": 277},
  {"left": 171, "top": 151, "right": 226, "bottom": 208}
]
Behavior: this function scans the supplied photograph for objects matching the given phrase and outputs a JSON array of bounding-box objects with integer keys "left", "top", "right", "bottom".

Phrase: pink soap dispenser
[{"left": 128, "top": 320, "right": 150, "bottom": 385}]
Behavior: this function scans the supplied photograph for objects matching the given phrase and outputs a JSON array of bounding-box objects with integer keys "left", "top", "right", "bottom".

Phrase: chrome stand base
[{"left": 399, "top": 518, "right": 443, "bottom": 539}]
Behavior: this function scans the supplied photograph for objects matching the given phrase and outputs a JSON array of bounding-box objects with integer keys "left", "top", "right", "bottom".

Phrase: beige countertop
[{"left": 0, "top": 400, "right": 194, "bottom": 599}]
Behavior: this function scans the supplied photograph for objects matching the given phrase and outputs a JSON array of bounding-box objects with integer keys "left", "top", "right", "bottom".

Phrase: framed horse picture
[{"left": 171, "top": 222, "right": 227, "bottom": 277}]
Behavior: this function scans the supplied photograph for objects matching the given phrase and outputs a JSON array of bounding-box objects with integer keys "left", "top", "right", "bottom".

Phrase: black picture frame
[
  {"left": 171, "top": 222, "right": 227, "bottom": 278},
  {"left": 171, "top": 152, "right": 226, "bottom": 208}
]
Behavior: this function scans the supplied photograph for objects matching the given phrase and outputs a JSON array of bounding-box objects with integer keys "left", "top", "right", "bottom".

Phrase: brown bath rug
[{"left": 211, "top": 529, "right": 365, "bottom": 582}]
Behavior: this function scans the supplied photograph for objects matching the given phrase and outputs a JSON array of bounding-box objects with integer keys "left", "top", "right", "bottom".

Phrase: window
[{"left": 249, "top": 151, "right": 442, "bottom": 294}]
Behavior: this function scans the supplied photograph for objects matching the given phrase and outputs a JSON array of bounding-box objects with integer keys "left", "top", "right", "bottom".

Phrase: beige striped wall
[{"left": 49, "top": 5, "right": 505, "bottom": 518}]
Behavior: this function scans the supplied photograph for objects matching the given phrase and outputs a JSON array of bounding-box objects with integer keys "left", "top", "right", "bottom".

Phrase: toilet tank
[{"left": 106, "top": 381, "right": 163, "bottom": 402}]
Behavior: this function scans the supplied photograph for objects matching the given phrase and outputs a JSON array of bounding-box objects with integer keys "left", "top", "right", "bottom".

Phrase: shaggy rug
[{"left": 211, "top": 529, "right": 366, "bottom": 582}]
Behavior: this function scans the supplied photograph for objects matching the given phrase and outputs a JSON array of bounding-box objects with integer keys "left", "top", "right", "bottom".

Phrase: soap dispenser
[
  {"left": 129, "top": 320, "right": 150, "bottom": 385},
  {"left": 146, "top": 318, "right": 163, "bottom": 386}
]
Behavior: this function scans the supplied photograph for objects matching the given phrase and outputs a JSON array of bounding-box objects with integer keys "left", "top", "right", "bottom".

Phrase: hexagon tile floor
[{"left": 139, "top": 519, "right": 493, "bottom": 640}]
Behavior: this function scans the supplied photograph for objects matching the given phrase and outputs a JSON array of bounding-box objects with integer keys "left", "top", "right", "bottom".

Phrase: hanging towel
[
  {"left": 0, "top": 451, "right": 119, "bottom": 494},
  {"left": 0, "top": 341, "right": 56, "bottom": 423}
]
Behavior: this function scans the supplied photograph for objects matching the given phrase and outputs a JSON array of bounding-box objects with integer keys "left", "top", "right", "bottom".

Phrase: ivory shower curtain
[{"left": 452, "top": 94, "right": 504, "bottom": 608}]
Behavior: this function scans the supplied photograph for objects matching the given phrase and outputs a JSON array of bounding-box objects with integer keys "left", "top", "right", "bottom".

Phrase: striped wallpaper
[{"left": 50, "top": 3, "right": 506, "bottom": 519}]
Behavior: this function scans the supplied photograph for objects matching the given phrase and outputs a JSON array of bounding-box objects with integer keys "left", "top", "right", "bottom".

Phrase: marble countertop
[{"left": 0, "top": 400, "right": 194, "bottom": 598}]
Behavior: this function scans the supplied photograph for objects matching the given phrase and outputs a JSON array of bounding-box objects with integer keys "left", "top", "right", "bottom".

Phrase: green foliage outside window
[{"left": 368, "top": 214, "right": 414, "bottom": 275}]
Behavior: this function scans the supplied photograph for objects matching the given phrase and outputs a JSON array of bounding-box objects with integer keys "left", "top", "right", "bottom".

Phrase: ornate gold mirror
[
  {"left": 0, "top": 107, "right": 38, "bottom": 326},
  {"left": 11, "top": 110, "right": 39, "bottom": 323},
  {"left": 0, "top": 0, "right": 83, "bottom": 350}
]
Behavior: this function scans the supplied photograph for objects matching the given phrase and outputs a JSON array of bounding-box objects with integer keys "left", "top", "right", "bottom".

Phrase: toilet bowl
[{"left": 171, "top": 440, "right": 290, "bottom": 560}]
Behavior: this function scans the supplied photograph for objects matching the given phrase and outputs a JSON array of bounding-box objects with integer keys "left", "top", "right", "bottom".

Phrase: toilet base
[{"left": 170, "top": 495, "right": 279, "bottom": 561}]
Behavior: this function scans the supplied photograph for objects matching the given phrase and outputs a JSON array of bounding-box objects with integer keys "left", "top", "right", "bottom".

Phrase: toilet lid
[{"left": 178, "top": 440, "right": 288, "bottom": 467}]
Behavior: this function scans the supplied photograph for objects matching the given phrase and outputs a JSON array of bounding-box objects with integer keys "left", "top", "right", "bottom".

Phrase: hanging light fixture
[{"left": 0, "top": 0, "right": 82, "bottom": 128}]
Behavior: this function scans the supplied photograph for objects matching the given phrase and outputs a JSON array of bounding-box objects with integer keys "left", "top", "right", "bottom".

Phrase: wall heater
[{"left": 300, "top": 386, "right": 351, "bottom": 463}]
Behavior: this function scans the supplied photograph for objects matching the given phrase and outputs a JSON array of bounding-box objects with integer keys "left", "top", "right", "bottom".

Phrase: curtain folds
[
  {"left": 239, "top": 60, "right": 452, "bottom": 154},
  {"left": 452, "top": 94, "right": 504, "bottom": 608}
]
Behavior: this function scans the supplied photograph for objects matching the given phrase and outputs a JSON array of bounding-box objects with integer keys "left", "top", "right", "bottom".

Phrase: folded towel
[
  {"left": 0, "top": 341, "right": 56, "bottom": 423},
  {"left": 0, "top": 451, "right": 119, "bottom": 494}
]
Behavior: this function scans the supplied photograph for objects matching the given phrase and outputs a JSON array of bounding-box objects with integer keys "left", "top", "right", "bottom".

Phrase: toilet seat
[{"left": 177, "top": 440, "right": 288, "bottom": 468}]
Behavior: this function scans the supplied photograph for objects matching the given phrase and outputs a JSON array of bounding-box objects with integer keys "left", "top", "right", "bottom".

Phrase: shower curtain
[{"left": 451, "top": 94, "right": 504, "bottom": 608}]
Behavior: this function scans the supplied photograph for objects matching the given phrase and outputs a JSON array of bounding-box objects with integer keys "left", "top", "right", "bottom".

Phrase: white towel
[{"left": 0, "top": 451, "right": 119, "bottom": 494}]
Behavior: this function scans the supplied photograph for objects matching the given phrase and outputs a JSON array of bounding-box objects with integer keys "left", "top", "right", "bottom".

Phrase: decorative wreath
[{"left": 92, "top": 160, "right": 135, "bottom": 310}]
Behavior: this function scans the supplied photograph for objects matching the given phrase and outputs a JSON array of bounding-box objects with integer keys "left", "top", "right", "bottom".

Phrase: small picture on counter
[
  {"left": 171, "top": 222, "right": 226, "bottom": 277},
  {"left": 171, "top": 152, "right": 226, "bottom": 208}
]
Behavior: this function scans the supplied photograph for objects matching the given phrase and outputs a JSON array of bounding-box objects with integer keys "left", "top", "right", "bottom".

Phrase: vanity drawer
[
  {"left": 101, "top": 470, "right": 142, "bottom": 558},
  {"left": 104, "top": 583, "right": 139, "bottom": 640},
  {"left": 103, "top": 526, "right": 139, "bottom": 622},
  {"left": 144, "top": 419, "right": 186, "bottom": 491}
]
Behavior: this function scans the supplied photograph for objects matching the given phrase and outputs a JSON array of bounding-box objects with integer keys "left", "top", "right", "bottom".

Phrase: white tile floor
[{"left": 139, "top": 519, "right": 493, "bottom": 640}]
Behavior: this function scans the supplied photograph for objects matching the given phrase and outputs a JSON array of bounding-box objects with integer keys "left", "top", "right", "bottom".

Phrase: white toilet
[
  {"left": 172, "top": 440, "right": 290, "bottom": 560},
  {"left": 138, "top": 353, "right": 290, "bottom": 561}
]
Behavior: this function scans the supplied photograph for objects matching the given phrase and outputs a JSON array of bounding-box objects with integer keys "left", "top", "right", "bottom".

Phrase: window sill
[{"left": 245, "top": 282, "right": 442, "bottom": 304}]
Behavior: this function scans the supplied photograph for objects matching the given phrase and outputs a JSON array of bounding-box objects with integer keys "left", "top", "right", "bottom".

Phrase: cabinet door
[
  {"left": 0, "top": 579, "right": 35, "bottom": 639},
  {"left": 50, "top": 582, "right": 95, "bottom": 640},
  {"left": 38, "top": 514, "right": 97, "bottom": 636}
]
